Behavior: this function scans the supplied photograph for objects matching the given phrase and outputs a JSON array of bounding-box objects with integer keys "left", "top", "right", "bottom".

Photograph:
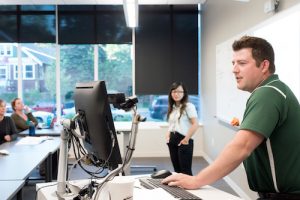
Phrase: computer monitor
[{"left": 74, "top": 80, "right": 122, "bottom": 170}]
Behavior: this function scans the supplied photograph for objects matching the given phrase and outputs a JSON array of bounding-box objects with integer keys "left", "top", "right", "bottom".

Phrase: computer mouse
[{"left": 151, "top": 169, "right": 172, "bottom": 179}]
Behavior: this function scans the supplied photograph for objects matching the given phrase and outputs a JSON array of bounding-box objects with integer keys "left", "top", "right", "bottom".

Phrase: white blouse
[{"left": 168, "top": 102, "right": 198, "bottom": 137}]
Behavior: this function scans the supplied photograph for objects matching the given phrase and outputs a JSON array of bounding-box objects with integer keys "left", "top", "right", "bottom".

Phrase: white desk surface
[
  {"left": 0, "top": 180, "right": 25, "bottom": 200},
  {"left": 0, "top": 137, "right": 60, "bottom": 180},
  {"left": 36, "top": 176, "right": 242, "bottom": 200}
]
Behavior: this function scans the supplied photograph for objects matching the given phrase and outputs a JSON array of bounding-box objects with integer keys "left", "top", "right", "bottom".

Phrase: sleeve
[
  {"left": 27, "top": 113, "right": 38, "bottom": 126},
  {"left": 11, "top": 113, "right": 29, "bottom": 132},
  {"left": 7, "top": 117, "right": 18, "bottom": 141},
  {"left": 240, "top": 87, "right": 286, "bottom": 138},
  {"left": 185, "top": 103, "right": 198, "bottom": 119}
]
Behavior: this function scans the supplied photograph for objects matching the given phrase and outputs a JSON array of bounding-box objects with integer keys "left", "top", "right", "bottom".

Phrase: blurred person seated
[
  {"left": 11, "top": 97, "right": 38, "bottom": 133},
  {"left": 10, "top": 98, "right": 47, "bottom": 176},
  {"left": 0, "top": 99, "right": 17, "bottom": 145}
]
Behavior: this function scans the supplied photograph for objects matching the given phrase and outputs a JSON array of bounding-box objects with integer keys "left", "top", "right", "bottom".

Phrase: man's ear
[{"left": 261, "top": 60, "right": 270, "bottom": 73}]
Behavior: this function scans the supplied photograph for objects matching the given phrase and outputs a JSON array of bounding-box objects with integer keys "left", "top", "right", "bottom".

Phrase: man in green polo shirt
[{"left": 162, "top": 36, "right": 300, "bottom": 199}]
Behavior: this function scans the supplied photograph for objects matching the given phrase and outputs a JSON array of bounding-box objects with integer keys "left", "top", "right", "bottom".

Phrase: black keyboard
[{"left": 139, "top": 178, "right": 202, "bottom": 200}]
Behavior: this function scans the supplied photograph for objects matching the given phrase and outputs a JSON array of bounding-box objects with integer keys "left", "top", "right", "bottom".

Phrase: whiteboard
[
  {"left": 216, "top": 36, "right": 250, "bottom": 124},
  {"left": 216, "top": 4, "right": 300, "bottom": 125}
]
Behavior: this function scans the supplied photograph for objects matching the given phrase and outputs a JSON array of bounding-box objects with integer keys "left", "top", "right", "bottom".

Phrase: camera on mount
[{"left": 108, "top": 93, "right": 138, "bottom": 111}]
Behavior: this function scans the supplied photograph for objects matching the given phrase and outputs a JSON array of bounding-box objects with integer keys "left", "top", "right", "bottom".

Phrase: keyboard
[{"left": 139, "top": 178, "right": 202, "bottom": 200}]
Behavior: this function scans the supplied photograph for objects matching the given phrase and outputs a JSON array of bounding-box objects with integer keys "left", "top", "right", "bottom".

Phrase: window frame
[
  {"left": 0, "top": 45, "right": 13, "bottom": 56},
  {"left": 0, "top": 65, "right": 8, "bottom": 79},
  {"left": 13, "top": 64, "right": 35, "bottom": 80}
]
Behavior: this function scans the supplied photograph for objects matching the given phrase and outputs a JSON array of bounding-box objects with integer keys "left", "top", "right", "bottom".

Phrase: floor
[{"left": 17, "top": 157, "right": 239, "bottom": 200}]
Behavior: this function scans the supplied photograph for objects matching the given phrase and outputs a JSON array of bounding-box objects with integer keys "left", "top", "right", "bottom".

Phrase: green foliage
[
  {"left": 98, "top": 44, "right": 132, "bottom": 95},
  {"left": 23, "top": 89, "right": 53, "bottom": 106},
  {"left": 37, "top": 44, "right": 132, "bottom": 105},
  {"left": 0, "top": 89, "right": 17, "bottom": 103}
]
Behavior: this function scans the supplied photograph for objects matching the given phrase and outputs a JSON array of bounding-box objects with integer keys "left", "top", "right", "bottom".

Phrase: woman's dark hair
[{"left": 167, "top": 82, "right": 188, "bottom": 120}]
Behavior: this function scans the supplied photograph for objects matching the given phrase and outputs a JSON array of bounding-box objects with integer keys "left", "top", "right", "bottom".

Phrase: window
[
  {"left": 60, "top": 44, "right": 94, "bottom": 119},
  {"left": 24, "top": 65, "right": 34, "bottom": 79},
  {"left": 0, "top": 66, "right": 7, "bottom": 79},
  {"left": 0, "top": 43, "right": 17, "bottom": 103},
  {"left": 13, "top": 65, "right": 36, "bottom": 80},
  {"left": 0, "top": 5, "right": 201, "bottom": 123},
  {"left": 13, "top": 65, "right": 18, "bottom": 79},
  {"left": 0, "top": 45, "right": 13, "bottom": 56}
]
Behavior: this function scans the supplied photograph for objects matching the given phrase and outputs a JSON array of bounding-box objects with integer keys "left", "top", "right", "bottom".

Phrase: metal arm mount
[
  {"left": 56, "top": 114, "right": 81, "bottom": 199},
  {"left": 93, "top": 108, "right": 142, "bottom": 199},
  {"left": 55, "top": 108, "right": 143, "bottom": 199}
]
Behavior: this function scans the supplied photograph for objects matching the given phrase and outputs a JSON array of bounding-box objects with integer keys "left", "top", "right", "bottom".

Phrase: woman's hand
[
  {"left": 166, "top": 132, "right": 170, "bottom": 143},
  {"left": 4, "top": 135, "right": 12, "bottom": 142},
  {"left": 23, "top": 105, "right": 31, "bottom": 113},
  {"left": 178, "top": 137, "right": 189, "bottom": 146}
]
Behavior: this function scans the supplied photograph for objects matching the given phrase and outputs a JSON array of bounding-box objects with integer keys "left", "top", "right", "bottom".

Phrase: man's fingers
[
  {"left": 162, "top": 174, "right": 177, "bottom": 183},
  {"left": 168, "top": 181, "right": 179, "bottom": 187}
]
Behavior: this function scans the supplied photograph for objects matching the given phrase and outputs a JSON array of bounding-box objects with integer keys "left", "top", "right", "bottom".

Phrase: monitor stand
[{"left": 55, "top": 111, "right": 143, "bottom": 199}]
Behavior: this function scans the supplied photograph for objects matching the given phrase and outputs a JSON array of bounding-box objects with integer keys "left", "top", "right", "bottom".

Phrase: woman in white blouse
[{"left": 166, "top": 82, "right": 198, "bottom": 175}]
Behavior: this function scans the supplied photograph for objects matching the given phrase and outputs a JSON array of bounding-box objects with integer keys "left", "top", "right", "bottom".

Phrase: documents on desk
[
  {"left": 0, "top": 149, "right": 10, "bottom": 155},
  {"left": 16, "top": 136, "right": 54, "bottom": 145}
]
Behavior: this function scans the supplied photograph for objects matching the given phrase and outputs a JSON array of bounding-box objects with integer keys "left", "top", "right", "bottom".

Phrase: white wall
[
  {"left": 119, "top": 123, "right": 204, "bottom": 157},
  {"left": 201, "top": 0, "right": 300, "bottom": 199}
]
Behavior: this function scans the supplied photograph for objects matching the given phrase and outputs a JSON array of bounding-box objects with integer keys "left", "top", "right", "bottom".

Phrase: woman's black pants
[{"left": 167, "top": 131, "right": 194, "bottom": 175}]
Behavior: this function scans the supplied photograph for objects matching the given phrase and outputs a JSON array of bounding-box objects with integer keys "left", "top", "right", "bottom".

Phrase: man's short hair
[{"left": 232, "top": 36, "right": 275, "bottom": 73}]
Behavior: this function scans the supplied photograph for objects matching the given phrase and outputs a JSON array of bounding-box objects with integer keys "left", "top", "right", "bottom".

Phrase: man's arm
[{"left": 162, "top": 129, "right": 264, "bottom": 189}]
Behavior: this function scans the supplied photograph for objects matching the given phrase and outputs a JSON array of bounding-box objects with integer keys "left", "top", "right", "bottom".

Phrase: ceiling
[{"left": 0, "top": 0, "right": 206, "bottom": 5}]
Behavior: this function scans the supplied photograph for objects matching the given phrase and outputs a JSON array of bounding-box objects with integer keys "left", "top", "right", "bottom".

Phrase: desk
[
  {"left": 19, "top": 127, "right": 62, "bottom": 137},
  {"left": 0, "top": 137, "right": 60, "bottom": 181},
  {"left": 36, "top": 176, "right": 242, "bottom": 200},
  {"left": 0, "top": 180, "right": 25, "bottom": 200}
]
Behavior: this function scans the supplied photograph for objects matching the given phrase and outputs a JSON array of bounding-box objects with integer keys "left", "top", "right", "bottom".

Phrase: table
[
  {"left": 0, "top": 180, "right": 25, "bottom": 200},
  {"left": 0, "top": 137, "right": 60, "bottom": 181},
  {"left": 19, "top": 126, "right": 62, "bottom": 137},
  {"left": 36, "top": 176, "right": 243, "bottom": 200}
]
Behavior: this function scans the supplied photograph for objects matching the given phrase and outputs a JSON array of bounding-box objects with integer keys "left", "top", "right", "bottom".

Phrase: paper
[
  {"left": 0, "top": 149, "right": 9, "bottom": 155},
  {"left": 16, "top": 136, "right": 52, "bottom": 145}
]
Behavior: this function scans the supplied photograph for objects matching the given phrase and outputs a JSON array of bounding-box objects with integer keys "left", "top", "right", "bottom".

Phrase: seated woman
[
  {"left": 0, "top": 99, "right": 17, "bottom": 144},
  {"left": 11, "top": 97, "right": 38, "bottom": 133}
]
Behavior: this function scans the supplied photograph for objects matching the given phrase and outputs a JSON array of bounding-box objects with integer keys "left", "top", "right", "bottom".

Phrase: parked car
[
  {"left": 5, "top": 105, "right": 13, "bottom": 116},
  {"left": 32, "top": 102, "right": 56, "bottom": 113},
  {"left": 63, "top": 101, "right": 74, "bottom": 109},
  {"left": 149, "top": 95, "right": 199, "bottom": 120}
]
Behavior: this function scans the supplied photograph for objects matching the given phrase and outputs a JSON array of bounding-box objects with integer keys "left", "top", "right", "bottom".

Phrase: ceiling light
[{"left": 123, "top": 0, "right": 139, "bottom": 28}]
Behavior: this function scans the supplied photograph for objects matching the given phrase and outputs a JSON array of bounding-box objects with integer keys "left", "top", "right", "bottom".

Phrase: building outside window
[{"left": 0, "top": 66, "right": 7, "bottom": 80}]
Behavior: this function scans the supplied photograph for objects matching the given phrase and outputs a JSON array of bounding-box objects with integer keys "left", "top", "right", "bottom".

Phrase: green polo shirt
[{"left": 240, "top": 74, "right": 300, "bottom": 193}]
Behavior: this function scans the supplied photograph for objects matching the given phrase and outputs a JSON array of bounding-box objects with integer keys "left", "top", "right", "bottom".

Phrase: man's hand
[{"left": 162, "top": 173, "right": 200, "bottom": 190}]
